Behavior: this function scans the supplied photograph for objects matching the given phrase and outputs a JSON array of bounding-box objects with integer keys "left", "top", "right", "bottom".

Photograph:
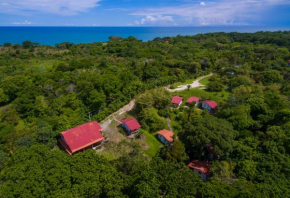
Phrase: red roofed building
[
  {"left": 202, "top": 100, "right": 218, "bottom": 113},
  {"left": 121, "top": 118, "right": 141, "bottom": 135},
  {"left": 171, "top": 96, "right": 183, "bottom": 107},
  {"left": 58, "top": 121, "right": 104, "bottom": 155},
  {"left": 186, "top": 96, "right": 200, "bottom": 106},
  {"left": 157, "top": 129, "right": 177, "bottom": 144},
  {"left": 188, "top": 160, "right": 211, "bottom": 181}
]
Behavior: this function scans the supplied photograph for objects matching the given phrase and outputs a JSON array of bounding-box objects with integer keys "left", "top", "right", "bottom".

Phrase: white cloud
[
  {"left": 0, "top": 0, "right": 101, "bottom": 16},
  {"left": 140, "top": 15, "right": 174, "bottom": 25},
  {"left": 11, "top": 20, "right": 36, "bottom": 25},
  {"left": 129, "top": 15, "right": 174, "bottom": 26},
  {"left": 130, "top": 0, "right": 290, "bottom": 26}
]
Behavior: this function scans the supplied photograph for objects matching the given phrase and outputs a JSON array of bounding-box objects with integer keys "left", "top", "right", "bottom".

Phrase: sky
[{"left": 0, "top": 0, "right": 290, "bottom": 27}]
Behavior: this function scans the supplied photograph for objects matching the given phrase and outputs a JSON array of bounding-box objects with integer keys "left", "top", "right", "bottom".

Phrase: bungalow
[
  {"left": 202, "top": 100, "right": 218, "bottom": 113},
  {"left": 171, "top": 96, "right": 183, "bottom": 108},
  {"left": 121, "top": 117, "right": 141, "bottom": 135},
  {"left": 58, "top": 121, "right": 104, "bottom": 155},
  {"left": 186, "top": 96, "right": 200, "bottom": 107},
  {"left": 188, "top": 160, "right": 211, "bottom": 181},
  {"left": 157, "top": 129, "right": 176, "bottom": 144}
]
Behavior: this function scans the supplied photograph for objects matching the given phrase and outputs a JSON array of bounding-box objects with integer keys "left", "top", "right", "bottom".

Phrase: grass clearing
[
  {"left": 144, "top": 131, "right": 162, "bottom": 157},
  {"left": 199, "top": 76, "right": 211, "bottom": 86}
]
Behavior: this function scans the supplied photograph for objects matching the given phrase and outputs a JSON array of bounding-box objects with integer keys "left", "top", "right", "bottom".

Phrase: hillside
[{"left": 1, "top": 31, "right": 290, "bottom": 197}]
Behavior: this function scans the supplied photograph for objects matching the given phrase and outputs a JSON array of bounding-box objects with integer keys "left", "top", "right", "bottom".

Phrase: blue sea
[{"left": 1, "top": 27, "right": 290, "bottom": 46}]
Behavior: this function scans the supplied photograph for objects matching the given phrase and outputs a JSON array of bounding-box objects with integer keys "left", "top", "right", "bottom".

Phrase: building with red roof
[
  {"left": 171, "top": 96, "right": 183, "bottom": 107},
  {"left": 188, "top": 160, "right": 211, "bottom": 181},
  {"left": 58, "top": 121, "right": 104, "bottom": 155},
  {"left": 186, "top": 96, "right": 200, "bottom": 106},
  {"left": 157, "top": 129, "right": 177, "bottom": 144},
  {"left": 202, "top": 100, "right": 218, "bottom": 113},
  {"left": 121, "top": 117, "right": 141, "bottom": 135}
]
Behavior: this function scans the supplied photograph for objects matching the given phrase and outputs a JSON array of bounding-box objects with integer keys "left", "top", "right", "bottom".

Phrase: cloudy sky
[{"left": 0, "top": 0, "right": 290, "bottom": 26}]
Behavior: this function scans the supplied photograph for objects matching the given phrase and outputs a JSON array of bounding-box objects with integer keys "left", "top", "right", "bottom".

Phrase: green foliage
[
  {"left": 159, "top": 140, "right": 188, "bottom": 162},
  {"left": 0, "top": 145, "right": 125, "bottom": 198},
  {"left": 0, "top": 150, "right": 8, "bottom": 169},
  {"left": 139, "top": 108, "right": 166, "bottom": 132},
  {"left": 207, "top": 76, "right": 225, "bottom": 92},
  {"left": 136, "top": 88, "right": 171, "bottom": 112},
  {"left": 256, "top": 70, "right": 283, "bottom": 85},
  {"left": 220, "top": 105, "right": 255, "bottom": 130},
  {"left": 180, "top": 114, "right": 238, "bottom": 159},
  {"left": 126, "top": 157, "right": 202, "bottom": 198}
]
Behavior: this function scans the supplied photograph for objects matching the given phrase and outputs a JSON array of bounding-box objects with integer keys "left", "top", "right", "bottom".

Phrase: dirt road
[{"left": 101, "top": 99, "right": 135, "bottom": 133}]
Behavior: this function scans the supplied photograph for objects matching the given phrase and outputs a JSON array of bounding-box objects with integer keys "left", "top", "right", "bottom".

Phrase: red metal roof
[
  {"left": 60, "top": 121, "right": 104, "bottom": 154},
  {"left": 58, "top": 138, "right": 73, "bottom": 155},
  {"left": 188, "top": 160, "right": 211, "bottom": 175},
  {"left": 157, "top": 129, "right": 177, "bottom": 142},
  {"left": 186, "top": 97, "right": 200, "bottom": 103},
  {"left": 172, "top": 96, "right": 183, "bottom": 105},
  {"left": 121, "top": 118, "right": 141, "bottom": 131},
  {"left": 202, "top": 100, "right": 217, "bottom": 109}
]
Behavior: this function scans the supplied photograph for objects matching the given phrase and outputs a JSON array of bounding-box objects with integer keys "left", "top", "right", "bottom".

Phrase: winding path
[{"left": 101, "top": 99, "right": 135, "bottom": 132}]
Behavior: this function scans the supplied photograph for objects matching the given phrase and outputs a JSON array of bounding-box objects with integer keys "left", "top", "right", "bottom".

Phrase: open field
[{"left": 143, "top": 131, "right": 162, "bottom": 157}]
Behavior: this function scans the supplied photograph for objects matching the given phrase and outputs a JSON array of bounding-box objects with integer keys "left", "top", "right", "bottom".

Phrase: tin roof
[{"left": 60, "top": 121, "right": 104, "bottom": 154}]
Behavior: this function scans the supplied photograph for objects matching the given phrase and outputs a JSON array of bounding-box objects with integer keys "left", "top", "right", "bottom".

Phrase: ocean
[{"left": 1, "top": 26, "right": 290, "bottom": 46}]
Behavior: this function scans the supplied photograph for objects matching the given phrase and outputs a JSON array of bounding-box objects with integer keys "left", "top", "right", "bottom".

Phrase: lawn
[
  {"left": 172, "top": 88, "right": 230, "bottom": 103},
  {"left": 199, "top": 76, "right": 211, "bottom": 86},
  {"left": 144, "top": 131, "right": 162, "bottom": 157}
]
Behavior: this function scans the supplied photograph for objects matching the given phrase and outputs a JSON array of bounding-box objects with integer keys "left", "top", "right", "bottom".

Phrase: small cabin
[
  {"left": 58, "top": 121, "right": 104, "bottom": 155},
  {"left": 121, "top": 118, "right": 141, "bottom": 135},
  {"left": 202, "top": 100, "right": 217, "bottom": 113},
  {"left": 171, "top": 96, "right": 183, "bottom": 108},
  {"left": 188, "top": 160, "right": 211, "bottom": 181},
  {"left": 186, "top": 97, "right": 200, "bottom": 107},
  {"left": 156, "top": 129, "right": 176, "bottom": 144}
]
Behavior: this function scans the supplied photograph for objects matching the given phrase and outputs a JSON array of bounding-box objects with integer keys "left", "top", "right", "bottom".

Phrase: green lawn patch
[
  {"left": 199, "top": 76, "right": 211, "bottom": 86},
  {"left": 143, "top": 131, "right": 162, "bottom": 157}
]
